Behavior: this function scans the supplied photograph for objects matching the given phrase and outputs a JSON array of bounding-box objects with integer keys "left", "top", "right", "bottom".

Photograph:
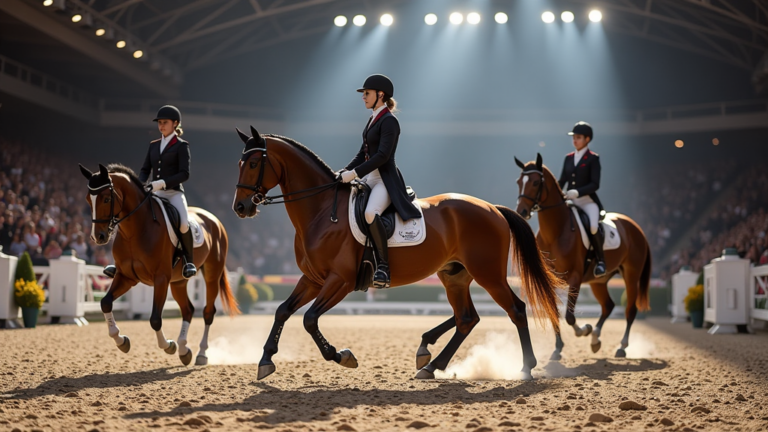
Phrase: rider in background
[
  {"left": 103, "top": 105, "right": 197, "bottom": 279},
  {"left": 336, "top": 74, "right": 421, "bottom": 288},
  {"left": 559, "top": 121, "right": 606, "bottom": 277}
]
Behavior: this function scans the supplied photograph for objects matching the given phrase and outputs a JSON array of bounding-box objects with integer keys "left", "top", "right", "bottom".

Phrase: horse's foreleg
[
  {"left": 303, "top": 274, "right": 354, "bottom": 368},
  {"left": 150, "top": 276, "right": 177, "bottom": 355},
  {"left": 100, "top": 273, "right": 135, "bottom": 353},
  {"left": 588, "top": 282, "right": 615, "bottom": 353},
  {"left": 416, "top": 316, "right": 456, "bottom": 370},
  {"left": 616, "top": 271, "right": 641, "bottom": 358},
  {"left": 170, "top": 280, "right": 195, "bottom": 366},
  {"left": 258, "top": 276, "right": 321, "bottom": 380},
  {"left": 565, "top": 276, "right": 592, "bottom": 338}
]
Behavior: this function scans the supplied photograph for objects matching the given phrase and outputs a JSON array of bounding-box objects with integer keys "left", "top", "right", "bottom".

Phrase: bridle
[
  {"left": 235, "top": 140, "right": 342, "bottom": 222},
  {"left": 89, "top": 177, "right": 152, "bottom": 237},
  {"left": 517, "top": 169, "right": 566, "bottom": 213}
]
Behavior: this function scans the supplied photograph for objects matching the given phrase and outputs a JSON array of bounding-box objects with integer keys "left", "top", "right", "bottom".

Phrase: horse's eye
[
  {"left": 249, "top": 161, "right": 257, "bottom": 169},
  {"left": 533, "top": 180, "right": 540, "bottom": 186},
  {"left": 104, "top": 197, "right": 111, "bottom": 204}
]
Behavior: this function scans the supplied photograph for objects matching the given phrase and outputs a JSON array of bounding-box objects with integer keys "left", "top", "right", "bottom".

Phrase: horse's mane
[
  {"left": 107, "top": 163, "right": 146, "bottom": 192},
  {"left": 265, "top": 134, "right": 336, "bottom": 181}
]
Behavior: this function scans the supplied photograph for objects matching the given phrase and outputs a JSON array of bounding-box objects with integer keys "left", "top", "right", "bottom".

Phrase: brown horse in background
[
  {"left": 232, "top": 127, "right": 565, "bottom": 381},
  {"left": 514, "top": 154, "right": 651, "bottom": 359},
  {"left": 79, "top": 163, "right": 238, "bottom": 366}
]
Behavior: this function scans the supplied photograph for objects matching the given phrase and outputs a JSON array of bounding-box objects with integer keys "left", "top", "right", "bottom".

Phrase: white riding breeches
[
  {"left": 155, "top": 189, "right": 190, "bottom": 233},
  {"left": 362, "top": 169, "right": 391, "bottom": 225},
  {"left": 572, "top": 196, "right": 599, "bottom": 234}
]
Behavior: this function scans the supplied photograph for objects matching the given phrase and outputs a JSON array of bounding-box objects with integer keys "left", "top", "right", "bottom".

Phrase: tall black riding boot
[
  {"left": 368, "top": 214, "right": 390, "bottom": 288},
  {"left": 180, "top": 229, "right": 197, "bottom": 279},
  {"left": 103, "top": 265, "right": 116, "bottom": 278},
  {"left": 590, "top": 226, "right": 607, "bottom": 277}
]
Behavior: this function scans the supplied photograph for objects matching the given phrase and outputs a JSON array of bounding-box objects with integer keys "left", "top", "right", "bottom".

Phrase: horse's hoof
[
  {"left": 257, "top": 363, "right": 276, "bottom": 380},
  {"left": 117, "top": 336, "right": 131, "bottom": 353},
  {"left": 179, "top": 348, "right": 193, "bottom": 366},
  {"left": 195, "top": 355, "right": 208, "bottom": 366},
  {"left": 520, "top": 370, "right": 534, "bottom": 381},
  {"left": 338, "top": 349, "right": 358, "bottom": 369},
  {"left": 615, "top": 348, "right": 627, "bottom": 358},
  {"left": 582, "top": 324, "right": 593, "bottom": 337},
  {"left": 549, "top": 351, "right": 562, "bottom": 361},
  {"left": 164, "top": 340, "right": 177, "bottom": 355},
  {"left": 415, "top": 368, "right": 435, "bottom": 380},
  {"left": 591, "top": 341, "right": 602, "bottom": 353},
  {"left": 416, "top": 346, "right": 431, "bottom": 370}
]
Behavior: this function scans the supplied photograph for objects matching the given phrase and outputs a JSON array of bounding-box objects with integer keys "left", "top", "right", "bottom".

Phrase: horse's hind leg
[
  {"left": 416, "top": 317, "right": 456, "bottom": 370},
  {"left": 169, "top": 279, "right": 195, "bottom": 366},
  {"left": 100, "top": 273, "right": 136, "bottom": 353},
  {"left": 588, "top": 281, "right": 615, "bottom": 353},
  {"left": 616, "top": 270, "right": 641, "bottom": 358},
  {"left": 416, "top": 266, "right": 478, "bottom": 379},
  {"left": 258, "top": 275, "right": 322, "bottom": 380},
  {"left": 195, "top": 265, "right": 221, "bottom": 366}
]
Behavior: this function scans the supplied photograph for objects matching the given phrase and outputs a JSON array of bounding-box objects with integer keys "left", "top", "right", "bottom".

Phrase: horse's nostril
[
  {"left": 236, "top": 202, "right": 245, "bottom": 213},
  {"left": 97, "top": 233, "right": 106, "bottom": 242}
]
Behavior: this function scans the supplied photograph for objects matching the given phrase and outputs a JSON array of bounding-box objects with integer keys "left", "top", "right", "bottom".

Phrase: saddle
[
  {"left": 151, "top": 196, "right": 205, "bottom": 268},
  {"left": 568, "top": 203, "right": 621, "bottom": 276}
]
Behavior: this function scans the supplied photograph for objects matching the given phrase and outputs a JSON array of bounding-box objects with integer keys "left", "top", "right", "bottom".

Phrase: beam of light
[
  {"left": 380, "top": 14, "right": 393, "bottom": 26},
  {"left": 353, "top": 15, "right": 366, "bottom": 26},
  {"left": 334, "top": 15, "right": 347, "bottom": 27},
  {"left": 675, "top": 139, "right": 684, "bottom": 148},
  {"left": 424, "top": 13, "right": 437, "bottom": 25},
  {"left": 494, "top": 12, "right": 508, "bottom": 24},
  {"left": 116, "top": 40, "right": 126, "bottom": 48},
  {"left": 95, "top": 28, "right": 106, "bottom": 36},
  {"left": 541, "top": 11, "right": 555, "bottom": 23},
  {"left": 71, "top": 14, "right": 82, "bottom": 23},
  {"left": 467, "top": 12, "right": 480, "bottom": 25},
  {"left": 589, "top": 10, "right": 603, "bottom": 22},
  {"left": 133, "top": 50, "right": 143, "bottom": 59},
  {"left": 561, "top": 11, "right": 574, "bottom": 23},
  {"left": 449, "top": 12, "right": 463, "bottom": 25}
]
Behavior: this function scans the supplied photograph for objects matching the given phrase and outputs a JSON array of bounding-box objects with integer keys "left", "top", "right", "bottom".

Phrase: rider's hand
[
  {"left": 565, "top": 189, "right": 579, "bottom": 200},
  {"left": 334, "top": 169, "right": 347, "bottom": 181},
  {"left": 341, "top": 170, "right": 358, "bottom": 183},
  {"left": 146, "top": 180, "right": 166, "bottom": 192}
]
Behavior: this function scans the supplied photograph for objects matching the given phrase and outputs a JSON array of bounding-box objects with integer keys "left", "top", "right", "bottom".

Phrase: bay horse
[
  {"left": 231, "top": 127, "right": 565, "bottom": 381},
  {"left": 514, "top": 154, "right": 651, "bottom": 359},
  {"left": 79, "top": 163, "right": 239, "bottom": 366}
]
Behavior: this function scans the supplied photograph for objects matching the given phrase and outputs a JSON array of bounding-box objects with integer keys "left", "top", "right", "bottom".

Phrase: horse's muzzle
[
  {"left": 518, "top": 208, "right": 531, "bottom": 220},
  {"left": 234, "top": 198, "right": 258, "bottom": 219}
]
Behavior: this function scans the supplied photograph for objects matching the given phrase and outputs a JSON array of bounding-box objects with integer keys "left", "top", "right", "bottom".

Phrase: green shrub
[
  {"left": 236, "top": 280, "right": 258, "bottom": 313},
  {"left": 14, "top": 251, "right": 36, "bottom": 284},
  {"left": 253, "top": 283, "right": 274, "bottom": 301}
]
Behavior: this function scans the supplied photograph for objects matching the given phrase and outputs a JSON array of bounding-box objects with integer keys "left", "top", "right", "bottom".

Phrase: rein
[
  {"left": 90, "top": 180, "right": 153, "bottom": 236},
  {"left": 235, "top": 141, "right": 343, "bottom": 223}
]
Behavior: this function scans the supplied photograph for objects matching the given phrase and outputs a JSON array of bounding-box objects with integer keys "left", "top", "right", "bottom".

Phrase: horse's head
[
  {"left": 79, "top": 163, "right": 117, "bottom": 245},
  {"left": 233, "top": 126, "right": 280, "bottom": 218},
  {"left": 514, "top": 153, "right": 546, "bottom": 220}
]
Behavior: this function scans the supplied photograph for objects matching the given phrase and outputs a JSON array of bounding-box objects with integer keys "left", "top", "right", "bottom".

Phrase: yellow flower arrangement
[
  {"left": 684, "top": 284, "right": 704, "bottom": 313},
  {"left": 14, "top": 279, "right": 46, "bottom": 309}
]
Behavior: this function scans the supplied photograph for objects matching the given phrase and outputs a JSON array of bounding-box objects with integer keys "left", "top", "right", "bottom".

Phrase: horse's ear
[
  {"left": 98, "top": 163, "right": 109, "bottom": 178},
  {"left": 536, "top": 153, "right": 543, "bottom": 171},
  {"left": 514, "top": 157, "right": 526, "bottom": 170},
  {"left": 236, "top": 128, "right": 250, "bottom": 144},
  {"left": 79, "top": 164, "right": 93, "bottom": 180},
  {"left": 249, "top": 126, "right": 260, "bottom": 141}
]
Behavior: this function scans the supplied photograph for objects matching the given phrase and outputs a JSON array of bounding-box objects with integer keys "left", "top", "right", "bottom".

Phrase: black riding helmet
[
  {"left": 153, "top": 105, "right": 181, "bottom": 123},
  {"left": 567, "top": 121, "right": 593, "bottom": 140},
  {"left": 357, "top": 74, "right": 394, "bottom": 99}
]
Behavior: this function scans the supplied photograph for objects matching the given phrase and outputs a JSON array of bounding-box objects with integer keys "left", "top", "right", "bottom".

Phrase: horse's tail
[
  {"left": 496, "top": 205, "right": 564, "bottom": 333},
  {"left": 637, "top": 240, "right": 652, "bottom": 312},
  {"left": 219, "top": 271, "right": 241, "bottom": 316}
]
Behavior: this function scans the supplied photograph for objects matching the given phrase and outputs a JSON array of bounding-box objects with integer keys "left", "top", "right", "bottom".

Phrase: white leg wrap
[
  {"left": 198, "top": 324, "right": 211, "bottom": 358},
  {"left": 104, "top": 312, "right": 126, "bottom": 346},
  {"left": 572, "top": 323, "right": 583, "bottom": 336},
  {"left": 155, "top": 330, "right": 171, "bottom": 349},
  {"left": 178, "top": 321, "right": 190, "bottom": 355},
  {"left": 592, "top": 328, "right": 601, "bottom": 345}
]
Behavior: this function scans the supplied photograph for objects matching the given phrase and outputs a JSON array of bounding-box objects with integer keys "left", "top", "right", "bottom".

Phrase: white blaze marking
[{"left": 90, "top": 194, "right": 98, "bottom": 241}]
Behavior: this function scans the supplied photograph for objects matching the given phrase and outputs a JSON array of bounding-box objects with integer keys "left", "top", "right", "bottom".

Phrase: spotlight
[
  {"left": 674, "top": 140, "right": 684, "bottom": 148},
  {"left": 449, "top": 12, "right": 463, "bottom": 25},
  {"left": 71, "top": 14, "right": 82, "bottom": 23},
  {"left": 95, "top": 28, "right": 105, "bottom": 36},
  {"left": 43, "top": 0, "right": 65, "bottom": 10},
  {"left": 494, "top": 12, "right": 508, "bottom": 24},
  {"left": 116, "top": 40, "right": 126, "bottom": 48},
  {"left": 133, "top": 50, "right": 143, "bottom": 59},
  {"left": 467, "top": 12, "right": 480, "bottom": 25},
  {"left": 561, "top": 11, "right": 574, "bottom": 23},
  {"left": 43, "top": 0, "right": 53, "bottom": 5},
  {"left": 334, "top": 15, "right": 347, "bottom": 27},
  {"left": 542, "top": 11, "right": 555, "bottom": 23},
  {"left": 353, "top": 15, "right": 366, "bottom": 26},
  {"left": 424, "top": 13, "right": 437, "bottom": 25},
  {"left": 380, "top": 14, "right": 393, "bottom": 26},
  {"left": 589, "top": 10, "right": 602, "bottom": 22}
]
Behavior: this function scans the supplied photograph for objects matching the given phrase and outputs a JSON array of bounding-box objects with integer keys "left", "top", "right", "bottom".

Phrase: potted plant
[
  {"left": 684, "top": 284, "right": 704, "bottom": 328},
  {"left": 13, "top": 252, "right": 45, "bottom": 328}
]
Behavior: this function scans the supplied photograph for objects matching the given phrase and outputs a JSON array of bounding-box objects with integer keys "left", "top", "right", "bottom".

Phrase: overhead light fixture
[
  {"left": 44, "top": 0, "right": 65, "bottom": 11},
  {"left": 494, "top": 12, "right": 508, "bottom": 24},
  {"left": 674, "top": 139, "right": 684, "bottom": 148},
  {"left": 561, "top": 11, "right": 574, "bottom": 23},
  {"left": 712, "top": 138, "right": 720, "bottom": 146},
  {"left": 467, "top": 12, "right": 480, "bottom": 25},
  {"left": 353, "top": 15, "right": 366, "bottom": 26},
  {"left": 589, "top": 10, "right": 603, "bottom": 22},
  {"left": 43, "top": 0, "right": 53, "bottom": 5},
  {"left": 424, "top": 13, "right": 437, "bottom": 25},
  {"left": 449, "top": 12, "right": 463, "bottom": 25},
  {"left": 95, "top": 28, "right": 106, "bottom": 36},
  {"left": 133, "top": 50, "right": 143, "bottom": 59},
  {"left": 542, "top": 11, "right": 555, "bottom": 23},
  {"left": 116, "top": 40, "right": 126, "bottom": 49},
  {"left": 380, "top": 14, "right": 393, "bottom": 26},
  {"left": 71, "top": 14, "right": 82, "bottom": 23},
  {"left": 334, "top": 15, "right": 347, "bottom": 27}
]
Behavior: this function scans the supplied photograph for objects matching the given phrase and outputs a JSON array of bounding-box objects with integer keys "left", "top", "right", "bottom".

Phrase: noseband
[
  {"left": 90, "top": 178, "right": 152, "bottom": 237},
  {"left": 517, "top": 169, "right": 565, "bottom": 213}
]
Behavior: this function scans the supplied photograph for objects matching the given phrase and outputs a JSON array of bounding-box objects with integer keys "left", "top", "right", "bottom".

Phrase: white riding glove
[
  {"left": 565, "top": 189, "right": 579, "bottom": 200},
  {"left": 341, "top": 170, "right": 358, "bottom": 183},
  {"left": 145, "top": 180, "right": 166, "bottom": 192},
  {"left": 334, "top": 169, "right": 347, "bottom": 180}
]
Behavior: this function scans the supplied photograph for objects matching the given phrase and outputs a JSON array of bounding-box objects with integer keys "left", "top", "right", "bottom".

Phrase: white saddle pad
[
  {"left": 572, "top": 208, "right": 621, "bottom": 251},
  {"left": 152, "top": 197, "right": 205, "bottom": 249},
  {"left": 348, "top": 187, "right": 426, "bottom": 247}
]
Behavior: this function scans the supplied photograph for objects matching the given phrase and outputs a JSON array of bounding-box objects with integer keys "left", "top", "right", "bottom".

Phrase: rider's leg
[
  {"left": 365, "top": 177, "right": 392, "bottom": 288},
  {"left": 583, "top": 202, "right": 606, "bottom": 276},
  {"left": 166, "top": 191, "right": 197, "bottom": 278}
]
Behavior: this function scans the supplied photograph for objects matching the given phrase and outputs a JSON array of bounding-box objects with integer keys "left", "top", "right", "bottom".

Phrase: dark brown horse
[
  {"left": 232, "top": 127, "right": 565, "bottom": 381},
  {"left": 514, "top": 154, "right": 651, "bottom": 359},
  {"left": 79, "top": 163, "right": 239, "bottom": 365}
]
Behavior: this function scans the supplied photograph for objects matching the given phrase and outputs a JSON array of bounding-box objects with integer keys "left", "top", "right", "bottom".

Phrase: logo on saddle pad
[{"left": 398, "top": 220, "right": 422, "bottom": 242}]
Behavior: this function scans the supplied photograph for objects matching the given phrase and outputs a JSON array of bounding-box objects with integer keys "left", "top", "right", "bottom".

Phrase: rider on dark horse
[
  {"left": 335, "top": 74, "right": 421, "bottom": 288},
  {"left": 103, "top": 105, "right": 197, "bottom": 279},
  {"left": 559, "top": 121, "right": 606, "bottom": 277}
]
